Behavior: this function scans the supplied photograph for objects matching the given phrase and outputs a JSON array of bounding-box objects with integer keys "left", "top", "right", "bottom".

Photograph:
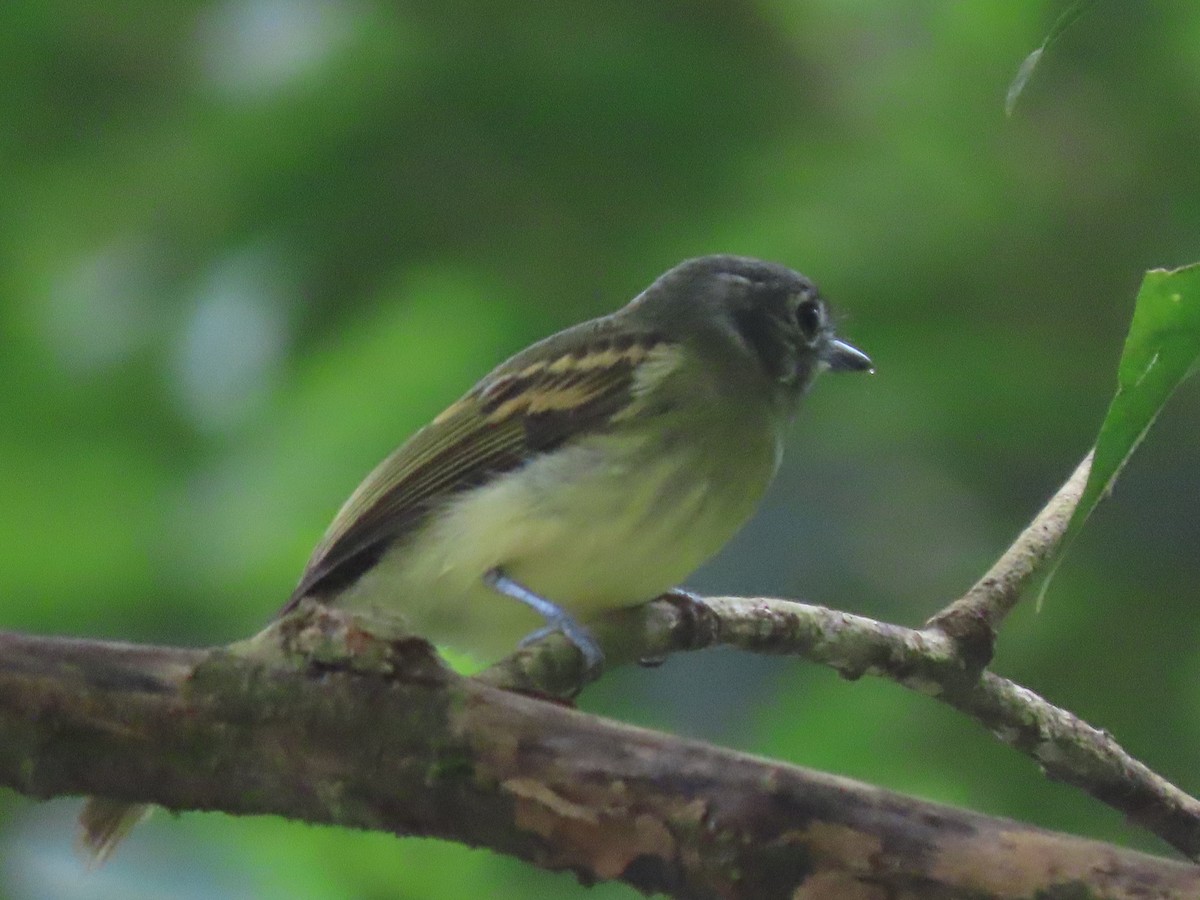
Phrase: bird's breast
[{"left": 335, "top": 411, "right": 782, "bottom": 662}]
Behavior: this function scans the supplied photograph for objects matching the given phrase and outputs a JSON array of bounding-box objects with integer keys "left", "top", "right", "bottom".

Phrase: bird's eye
[{"left": 794, "top": 297, "right": 823, "bottom": 342}]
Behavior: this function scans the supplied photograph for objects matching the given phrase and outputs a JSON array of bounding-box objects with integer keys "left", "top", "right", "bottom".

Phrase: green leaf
[
  {"left": 1005, "top": 0, "right": 1096, "bottom": 116},
  {"left": 1055, "top": 263, "right": 1200, "bottom": 573}
]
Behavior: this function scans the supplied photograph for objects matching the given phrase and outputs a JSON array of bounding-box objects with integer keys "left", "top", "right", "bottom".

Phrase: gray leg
[{"left": 483, "top": 568, "right": 604, "bottom": 672}]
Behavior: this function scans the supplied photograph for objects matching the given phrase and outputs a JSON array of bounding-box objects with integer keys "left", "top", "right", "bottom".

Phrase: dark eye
[{"left": 794, "top": 297, "right": 823, "bottom": 342}]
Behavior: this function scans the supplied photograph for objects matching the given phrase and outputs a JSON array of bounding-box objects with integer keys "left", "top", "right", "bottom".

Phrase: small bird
[
  {"left": 78, "top": 254, "right": 871, "bottom": 861},
  {"left": 280, "top": 253, "right": 871, "bottom": 666}
]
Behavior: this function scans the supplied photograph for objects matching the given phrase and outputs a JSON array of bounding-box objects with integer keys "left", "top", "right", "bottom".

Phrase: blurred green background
[{"left": 3, "top": 1, "right": 1200, "bottom": 897}]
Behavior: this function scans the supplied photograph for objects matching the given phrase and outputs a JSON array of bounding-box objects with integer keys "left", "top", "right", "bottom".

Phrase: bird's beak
[{"left": 823, "top": 338, "right": 874, "bottom": 373}]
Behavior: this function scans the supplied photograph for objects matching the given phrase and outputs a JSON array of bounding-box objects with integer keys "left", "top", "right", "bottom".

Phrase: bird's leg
[{"left": 483, "top": 568, "right": 605, "bottom": 673}]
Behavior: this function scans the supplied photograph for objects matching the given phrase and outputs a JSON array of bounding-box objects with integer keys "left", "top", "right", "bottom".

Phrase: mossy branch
[{"left": 2, "top": 608, "right": 1198, "bottom": 900}]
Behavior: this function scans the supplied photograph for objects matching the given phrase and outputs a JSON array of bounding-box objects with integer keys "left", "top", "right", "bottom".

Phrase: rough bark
[{"left": 2, "top": 609, "right": 1198, "bottom": 900}]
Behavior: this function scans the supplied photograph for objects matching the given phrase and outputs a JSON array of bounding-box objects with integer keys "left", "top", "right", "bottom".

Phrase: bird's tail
[{"left": 77, "top": 799, "right": 153, "bottom": 866}]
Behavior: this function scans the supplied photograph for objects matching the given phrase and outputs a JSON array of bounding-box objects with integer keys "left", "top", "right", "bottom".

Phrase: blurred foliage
[
  {"left": 1004, "top": 0, "right": 1095, "bottom": 115},
  {"left": 3, "top": 1, "right": 1200, "bottom": 898}
]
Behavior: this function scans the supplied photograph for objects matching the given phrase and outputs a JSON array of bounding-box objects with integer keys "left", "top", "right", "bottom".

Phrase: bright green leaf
[{"left": 1059, "top": 263, "right": 1200, "bottom": 565}]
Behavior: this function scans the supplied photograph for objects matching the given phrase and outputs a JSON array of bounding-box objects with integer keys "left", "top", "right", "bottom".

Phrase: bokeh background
[{"left": 3, "top": 1, "right": 1200, "bottom": 897}]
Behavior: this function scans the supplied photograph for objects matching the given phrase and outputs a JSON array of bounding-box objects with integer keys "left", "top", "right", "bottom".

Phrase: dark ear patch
[{"left": 733, "top": 307, "right": 792, "bottom": 382}]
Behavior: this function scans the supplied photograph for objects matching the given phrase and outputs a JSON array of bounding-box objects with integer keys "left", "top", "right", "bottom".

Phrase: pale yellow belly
[{"left": 335, "top": 425, "right": 780, "bottom": 663}]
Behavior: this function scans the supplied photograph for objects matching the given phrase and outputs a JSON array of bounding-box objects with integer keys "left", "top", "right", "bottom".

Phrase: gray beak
[{"left": 824, "top": 338, "right": 874, "bottom": 373}]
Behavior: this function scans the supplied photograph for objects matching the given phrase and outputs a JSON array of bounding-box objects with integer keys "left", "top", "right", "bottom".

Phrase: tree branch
[
  {"left": 5, "top": 448, "right": 1196, "bottom": 895},
  {"left": 2, "top": 612, "right": 1198, "bottom": 900}
]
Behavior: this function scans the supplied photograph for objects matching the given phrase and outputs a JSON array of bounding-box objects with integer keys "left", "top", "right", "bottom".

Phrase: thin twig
[{"left": 927, "top": 450, "right": 1094, "bottom": 647}]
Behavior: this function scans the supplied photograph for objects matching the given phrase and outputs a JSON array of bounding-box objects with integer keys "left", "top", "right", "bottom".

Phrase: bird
[
  {"left": 78, "top": 253, "right": 871, "bottom": 862},
  {"left": 281, "top": 253, "right": 871, "bottom": 666}
]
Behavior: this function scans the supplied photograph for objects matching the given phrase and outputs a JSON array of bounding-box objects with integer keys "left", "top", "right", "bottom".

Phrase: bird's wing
[{"left": 282, "top": 331, "right": 680, "bottom": 611}]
